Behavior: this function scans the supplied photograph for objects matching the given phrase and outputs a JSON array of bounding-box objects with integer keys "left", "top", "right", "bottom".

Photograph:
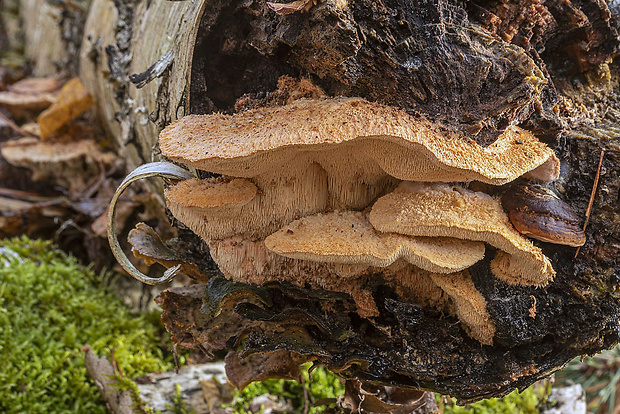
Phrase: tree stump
[{"left": 15, "top": 0, "right": 620, "bottom": 404}]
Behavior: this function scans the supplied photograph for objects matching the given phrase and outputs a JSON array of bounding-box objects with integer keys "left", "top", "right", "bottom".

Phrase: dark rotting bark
[
  {"left": 57, "top": 0, "right": 91, "bottom": 75},
  {"left": 157, "top": 0, "right": 620, "bottom": 403},
  {"left": 189, "top": 0, "right": 618, "bottom": 146}
]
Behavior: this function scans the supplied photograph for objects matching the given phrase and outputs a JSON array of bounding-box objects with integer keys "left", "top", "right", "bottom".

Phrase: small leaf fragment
[
  {"left": 37, "top": 77, "right": 94, "bottom": 140},
  {"left": 267, "top": 0, "right": 315, "bottom": 15}
]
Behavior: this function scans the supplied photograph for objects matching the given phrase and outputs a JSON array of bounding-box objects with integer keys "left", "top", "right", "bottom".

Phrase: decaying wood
[
  {"left": 83, "top": 346, "right": 135, "bottom": 414},
  {"left": 17, "top": 0, "right": 90, "bottom": 76},
  {"left": 79, "top": 0, "right": 208, "bottom": 171},
  {"left": 13, "top": 0, "right": 620, "bottom": 405},
  {"left": 152, "top": 0, "right": 620, "bottom": 403}
]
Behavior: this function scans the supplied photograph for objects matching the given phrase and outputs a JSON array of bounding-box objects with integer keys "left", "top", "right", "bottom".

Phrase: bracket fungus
[
  {"left": 264, "top": 210, "right": 485, "bottom": 273},
  {"left": 1, "top": 138, "right": 116, "bottom": 193},
  {"left": 152, "top": 97, "right": 560, "bottom": 333},
  {"left": 369, "top": 182, "right": 556, "bottom": 286},
  {"left": 110, "top": 95, "right": 574, "bottom": 399}
]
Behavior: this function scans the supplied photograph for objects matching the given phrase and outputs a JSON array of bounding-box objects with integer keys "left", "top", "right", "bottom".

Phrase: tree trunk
[
  {"left": 15, "top": 0, "right": 620, "bottom": 404},
  {"left": 79, "top": 0, "right": 207, "bottom": 171}
]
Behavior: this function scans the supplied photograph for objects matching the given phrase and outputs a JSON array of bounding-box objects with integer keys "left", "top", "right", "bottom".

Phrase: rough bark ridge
[
  {"left": 188, "top": 0, "right": 619, "bottom": 143},
  {"left": 151, "top": 0, "right": 620, "bottom": 403}
]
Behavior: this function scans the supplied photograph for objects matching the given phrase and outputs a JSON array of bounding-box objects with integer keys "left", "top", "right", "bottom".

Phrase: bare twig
[
  {"left": 109, "top": 348, "right": 125, "bottom": 378},
  {"left": 575, "top": 150, "right": 605, "bottom": 258}
]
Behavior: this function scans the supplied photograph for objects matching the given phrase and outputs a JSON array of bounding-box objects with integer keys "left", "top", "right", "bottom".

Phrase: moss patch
[
  {"left": 441, "top": 384, "right": 549, "bottom": 413},
  {"left": 231, "top": 363, "right": 345, "bottom": 413},
  {"left": 0, "top": 237, "right": 173, "bottom": 413}
]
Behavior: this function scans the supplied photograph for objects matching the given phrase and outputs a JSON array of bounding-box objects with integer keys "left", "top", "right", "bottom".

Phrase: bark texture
[
  {"left": 156, "top": 0, "right": 620, "bottom": 403},
  {"left": 16, "top": 0, "right": 90, "bottom": 76},
  {"left": 79, "top": 0, "right": 207, "bottom": 171}
]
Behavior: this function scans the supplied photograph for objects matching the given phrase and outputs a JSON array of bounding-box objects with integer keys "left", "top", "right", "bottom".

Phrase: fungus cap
[
  {"left": 369, "top": 182, "right": 555, "bottom": 286},
  {"left": 165, "top": 177, "right": 257, "bottom": 209},
  {"left": 264, "top": 210, "right": 485, "bottom": 273},
  {"left": 0, "top": 90, "right": 56, "bottom": 112},
  {"left": 160, "top": 97, "right": 556, "bottom": 185},
  {"left": 1, "top": 138, "right": 116, "bottom": 193},
  {"left": 164, "top": 162, "right": 328, "bottom": 240},
  {"left": 523, "top": 152, "right": 561, "bottom": 182}
]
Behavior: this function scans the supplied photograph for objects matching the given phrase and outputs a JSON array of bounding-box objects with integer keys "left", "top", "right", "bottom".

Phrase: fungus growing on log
[
  {"left": 148, "top": 97, "right": 560, "bottom": 338},
  {"left": 160, "top": 97, "right": 556, "bottom": 187},
  {"left": 264, "top": 210, "right": 485, "bottom": 273},
  {"left": 0, "top": 74, "right": 66, "bottom": 118},
  {"left": 369, "top": 182, "right": 555, "bottom": 286},
  {"left": 1, "top": 138, "right": 116, "bottom": 193},
  {"left": 161, "top": 96, "right": 558, "bottom": 241},
  {"left": 102, "top": 0, "right": 620, "bottom": 404}
]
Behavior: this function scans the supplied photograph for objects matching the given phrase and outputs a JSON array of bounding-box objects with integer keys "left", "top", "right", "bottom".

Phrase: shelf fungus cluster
[{"left": 111, "top": 97, "right": 586, "bottom": 396}]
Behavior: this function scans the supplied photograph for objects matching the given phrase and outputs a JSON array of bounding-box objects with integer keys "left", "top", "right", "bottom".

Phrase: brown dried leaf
[
  {"left": 199, "top": 377, "right": 235, "bottom": 411},
  {"left": 267, "top": 0, "right": 315, "bottom": 15},
  {"left": 37, "top": 77, "right": 94, "bottom": 140},
  {"left": 128, "top": 222, "right": 211, "bottom": 282},
  {"left": 224, "top": 350, "right": 307, "bottom": 389},
  {"left": 91, "top": 201, "right": 135, "bottom": 238},
  {"left": 343, "top": 380, "right": 429, "bottom": 414}
]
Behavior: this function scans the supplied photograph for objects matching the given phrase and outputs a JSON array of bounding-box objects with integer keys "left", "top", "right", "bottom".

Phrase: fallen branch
[{"left": 82, "top": 345, "right": 136, "bottom": 414}]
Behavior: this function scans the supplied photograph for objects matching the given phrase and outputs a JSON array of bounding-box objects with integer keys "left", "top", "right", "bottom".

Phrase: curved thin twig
[{"left": 107, "top": 162, "right": 194, "bottom": 285}]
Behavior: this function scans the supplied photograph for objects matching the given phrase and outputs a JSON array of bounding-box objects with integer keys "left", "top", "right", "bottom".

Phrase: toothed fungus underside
[{"left": 158, "top": 97, "right": 561, "bottom": 345}]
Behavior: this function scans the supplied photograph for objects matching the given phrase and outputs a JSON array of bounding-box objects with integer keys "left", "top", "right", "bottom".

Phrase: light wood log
[{"left": 80, "top": 0, "right": 208, "bottom": 171}]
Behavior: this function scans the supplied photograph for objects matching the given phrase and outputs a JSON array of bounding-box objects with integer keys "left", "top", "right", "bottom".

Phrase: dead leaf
[
  {"left": 199, "top": 377, "right": 235, "bottom": 412},
  {"left": 267, "top": 0, "right": 316, "bottom": 15},
  {"left": 127, "top": 222, "right": 211, "bottom": 282},
  {"left": 342, "top": 380, "right": 429, "bottom": 414},
  {"left": 37, "top": 77, "right": 94, "bottom": 140},
  {"left": 36, "top": 78, "right": 94, "bottom": 139},
  {"left": 225, "top": 350, "right": 308, "bottom": 390},
  {"left": 91, "top": 201, "right": 135, "bottom": 238}
]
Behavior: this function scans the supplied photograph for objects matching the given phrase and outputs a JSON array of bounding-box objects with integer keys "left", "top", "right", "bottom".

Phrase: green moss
[
  {"left": 230, "top": 364, "right": 549, "bottom": 414},
  {"left": 164, "top": 383, "right": 196, "bottom": 414},
  {"left": 231, "top": 364, "right": 345, "bottom": 413},
  {"left": 440, "top": 384, "right": 549, "bottom": 413},
  {"left": 0, "top": 237, "right": 173, "bottom": 413}
]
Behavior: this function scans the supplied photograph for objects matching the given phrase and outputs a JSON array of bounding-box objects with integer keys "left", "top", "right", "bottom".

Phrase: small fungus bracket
[{"left": 107, "top": 162, "right": 194, "bottom": 285}]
